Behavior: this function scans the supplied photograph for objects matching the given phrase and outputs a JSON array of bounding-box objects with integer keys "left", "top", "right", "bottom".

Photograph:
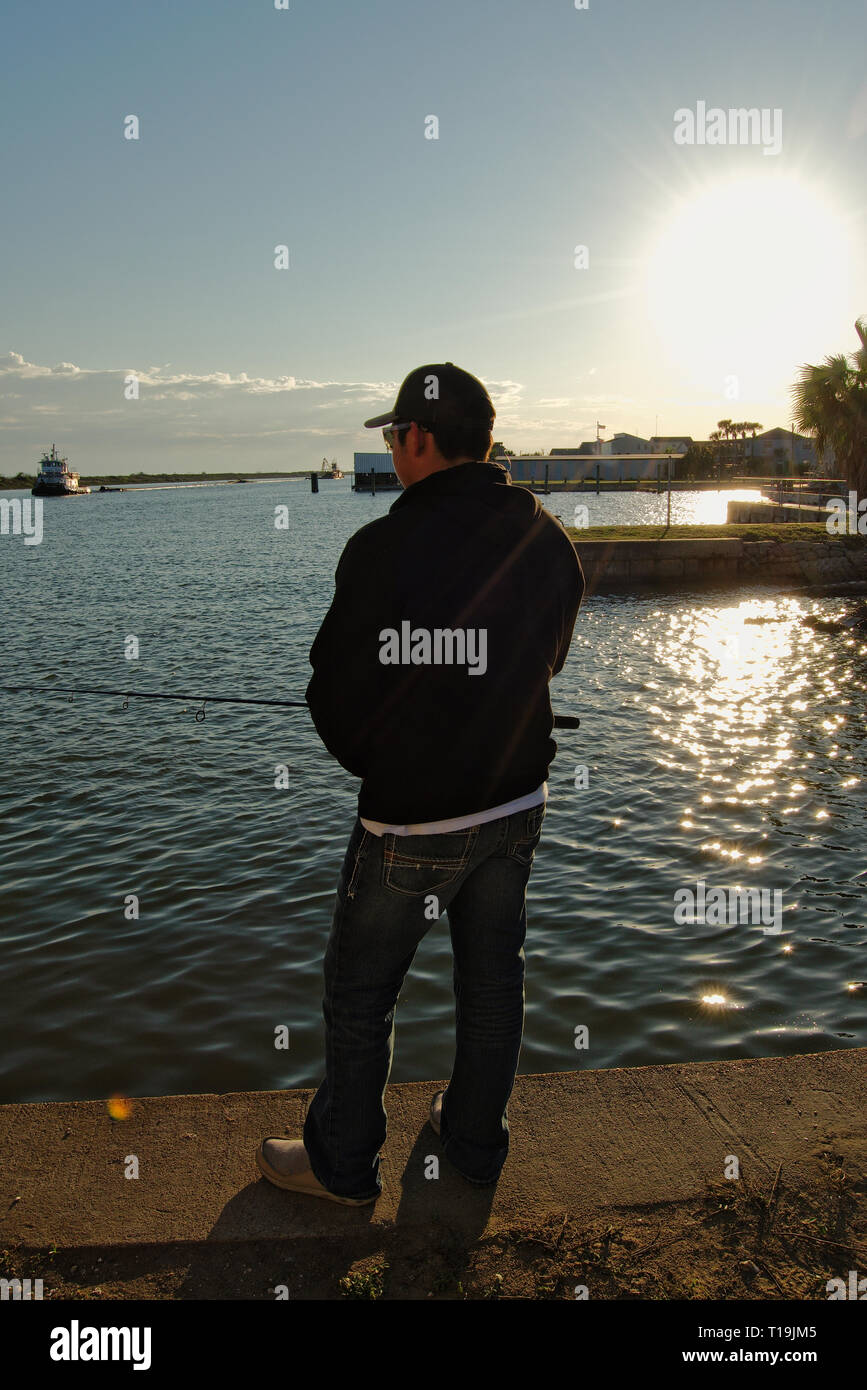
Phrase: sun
[{"left": 644, "top": 173, "right": 852, "bottom": 399}]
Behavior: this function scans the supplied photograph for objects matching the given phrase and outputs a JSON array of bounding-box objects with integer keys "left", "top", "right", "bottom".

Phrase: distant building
[
  {"left": 508, "top": 425, "right": 836, "bottom": 479},
  {"left": 751, "top": 428, "right": 818, "bottom": 470},
  {"left": 551, "top": 435, "right": 653, "bottom": 456},
  {"left": 650, "top": 435, "right": 693, "bottom": 453},
  {"left": 504, "top": 453, "right": 682, "bottom": 483},
  {"left": 691, "top": 428, "right": 827, "bottom": 472},
  {"left": 353, "top": 451, "right": 400, "bottom": 491},
  {"left": 602, "top": 432, "right": 651, "bottom": 455}
]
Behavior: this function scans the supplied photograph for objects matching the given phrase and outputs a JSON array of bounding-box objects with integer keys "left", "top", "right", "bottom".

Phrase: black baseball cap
[{"left": 363, "top": 362, "right": 495, "bottom": 431}]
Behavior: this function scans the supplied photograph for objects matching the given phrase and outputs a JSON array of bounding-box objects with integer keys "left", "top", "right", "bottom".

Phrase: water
[{"left": 1, "top": 481, "right": 864, "bottom": 1103}]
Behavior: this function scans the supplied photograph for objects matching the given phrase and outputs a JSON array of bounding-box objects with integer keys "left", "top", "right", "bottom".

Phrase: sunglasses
[{"left": 383, "top": 422, "right": 430, "bottom": 451}]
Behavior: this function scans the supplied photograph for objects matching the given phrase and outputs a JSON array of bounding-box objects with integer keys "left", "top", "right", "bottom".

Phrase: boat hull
[{"left": 32, "top": 481, "right": 90, "bottom": 496}]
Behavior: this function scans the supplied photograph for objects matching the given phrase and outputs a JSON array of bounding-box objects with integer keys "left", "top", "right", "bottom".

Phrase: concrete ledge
[
  {"left": 575, "top": 537, "right": 867, "bottom": 593},
  {"left": 0, "top": 1049, "right": 863, "bottom": 1255},
  {"left": 728, "top": 500, "right": 831, "bottom": 524}
]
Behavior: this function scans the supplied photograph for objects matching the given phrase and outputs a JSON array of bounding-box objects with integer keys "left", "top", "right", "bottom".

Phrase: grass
[{"left": 338, "top": 1260, "right": 389, "bottom": 1300}]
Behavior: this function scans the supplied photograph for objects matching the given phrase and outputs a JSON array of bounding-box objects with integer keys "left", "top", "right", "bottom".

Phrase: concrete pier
[
  {"left": 573, "top": 535, "right": 867, "bottom": 594},
  {"left": 0, "top": 1049, "right": 863, "bottom": 1299}
]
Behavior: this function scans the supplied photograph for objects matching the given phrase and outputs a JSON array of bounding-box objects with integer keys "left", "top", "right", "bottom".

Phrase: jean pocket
[
  {"left": 341, "top": 827, "right": 371, "bottom": 901},
  {"left": 382, "top": 826, "right": 479, "bottom": 897},
  {"left": 509, "top": 803, "right": 546, "bottom": 866}
]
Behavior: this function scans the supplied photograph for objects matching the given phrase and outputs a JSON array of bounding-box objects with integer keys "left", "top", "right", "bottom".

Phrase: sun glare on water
[{"left": 645, "top": 174, "right": 852, "bottom": 396}]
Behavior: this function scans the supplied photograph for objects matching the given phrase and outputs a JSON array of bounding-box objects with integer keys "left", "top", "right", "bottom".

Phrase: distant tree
[
  {"left": 791, "top": 317, "right": 867, "bottom": 491},
  {"left": 680, "top": 443, "right": 715, "bottom": 480},
  {"left": 715, "top": 419, "right": 737, "bottom": 475},
  {"left": 728, "top": 419, "right": 750, "bottom": 469},
  {"left": 708, "top": 429, "right": 725, "bottom": 478},
  {"left": 727, "top": 421, "right": 763, "bottom": 474},
  {"left": 736, "top": 422, "right": 750, "bottom": 466},
  {"left": 744, "top": 421, "right": 763, "bottom": 461}
]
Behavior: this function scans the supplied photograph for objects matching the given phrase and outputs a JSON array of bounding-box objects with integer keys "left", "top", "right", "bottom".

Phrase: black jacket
[{"left": 305, "top": 460, "right": 584, "bottom": 823}]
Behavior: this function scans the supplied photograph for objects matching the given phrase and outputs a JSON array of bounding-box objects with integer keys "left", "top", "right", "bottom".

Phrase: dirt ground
[{"left": 3, "top": 1144, "right": 864, "bottom": 1301}]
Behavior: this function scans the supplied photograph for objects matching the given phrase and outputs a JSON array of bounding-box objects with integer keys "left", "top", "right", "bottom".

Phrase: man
[{"left": 256, "top": 362, "right": 584, "bottom": 1204}]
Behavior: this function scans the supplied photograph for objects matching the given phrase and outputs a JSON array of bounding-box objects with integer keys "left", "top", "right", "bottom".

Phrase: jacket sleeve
[
  {"left": 552, "top": 544, "right": 585, "bottom": 677},
  {"left": 304, "top": 533, "right": 391, "bottom": 778}
]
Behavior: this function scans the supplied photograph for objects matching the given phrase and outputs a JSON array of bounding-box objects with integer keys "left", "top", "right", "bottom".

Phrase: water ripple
[{"left": 1, "top": 484, "right": 863, "bottom": 1100}]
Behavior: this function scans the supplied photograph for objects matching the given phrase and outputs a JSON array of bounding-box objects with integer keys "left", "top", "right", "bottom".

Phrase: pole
[
  {"left": 667, "top": 456, "right": 672, "bottom": 527},
  {"left": 0, "top": 683, "right": 581, "bottom": 728}
]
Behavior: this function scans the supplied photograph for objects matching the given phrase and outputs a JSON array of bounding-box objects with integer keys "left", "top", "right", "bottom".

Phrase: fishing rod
[{"left": 1, "top": 683, "right": 581, "bottom": 727}]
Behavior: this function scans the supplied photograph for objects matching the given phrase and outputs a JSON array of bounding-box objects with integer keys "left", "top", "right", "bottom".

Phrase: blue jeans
[{"left": 302, "top": 802, "right": 546, "bottom": 1199}]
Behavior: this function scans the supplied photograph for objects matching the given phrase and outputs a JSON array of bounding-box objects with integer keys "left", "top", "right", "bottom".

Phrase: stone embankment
[{"left": 572, "top": 534, "right": 867, "bottom": 594}]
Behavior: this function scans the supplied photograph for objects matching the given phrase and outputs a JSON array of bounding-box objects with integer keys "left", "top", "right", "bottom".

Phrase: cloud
[
  {"left": 1, "top": 351, "right": 524, "bottom": 473},
  {"left": 4, "top": 351, "right": 657, "bottom": 471},
  {"left": 0, "top": 351, "right": 375, "bottom": 398}
]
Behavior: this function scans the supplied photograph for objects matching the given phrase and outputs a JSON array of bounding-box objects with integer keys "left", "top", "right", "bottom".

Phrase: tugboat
[{"left": 31, "top": 444, "right": 91, "bottom": 497}]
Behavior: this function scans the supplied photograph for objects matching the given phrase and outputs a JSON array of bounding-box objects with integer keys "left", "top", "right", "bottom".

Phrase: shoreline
[{"left": 0, "top": 474, "right": 310, "bottom": 490}]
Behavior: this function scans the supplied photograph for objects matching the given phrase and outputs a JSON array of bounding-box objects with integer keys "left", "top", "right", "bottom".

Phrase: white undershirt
[{"left": 361, "top": 782, "right": 547, "bottom": 838}]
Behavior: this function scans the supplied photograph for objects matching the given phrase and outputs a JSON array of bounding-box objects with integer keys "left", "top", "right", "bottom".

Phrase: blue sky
[{"left": 1, "top": 0, "right": 865, "bottom": 474}]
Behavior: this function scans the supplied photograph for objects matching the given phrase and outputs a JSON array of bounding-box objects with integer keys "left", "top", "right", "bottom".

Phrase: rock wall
[{"left": 574, "top": 537, "right": 867, "bottom": 594}]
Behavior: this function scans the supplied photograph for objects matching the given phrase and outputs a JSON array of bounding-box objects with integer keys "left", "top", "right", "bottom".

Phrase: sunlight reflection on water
[{"left": 1, "top": 483, "right": 864, "bottom": 1101}]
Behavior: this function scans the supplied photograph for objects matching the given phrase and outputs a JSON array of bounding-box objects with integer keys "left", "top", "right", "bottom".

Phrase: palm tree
[
  {"left": 791, "top": 318, "right": 867, "bottom": 493},
  {"left": 716, "top": 419, "right": 736, "bottom": 475},
  {"left": 745, "top": 422, "right": 763, "bottom": 464},
  {"left": 733, "top": 421, "right": 762, "bottom": 472}
]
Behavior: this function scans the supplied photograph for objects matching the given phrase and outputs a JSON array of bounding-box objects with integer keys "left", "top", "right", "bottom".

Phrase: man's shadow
[{"left": 172, "top": 1110, "right": 497, "bottom": 1299}]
